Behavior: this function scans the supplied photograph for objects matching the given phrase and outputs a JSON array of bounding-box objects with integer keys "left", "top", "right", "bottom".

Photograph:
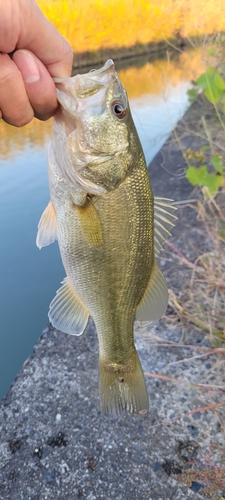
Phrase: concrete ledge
[
  {"left": 0, "top": 320, "right": 210, "bottom": 500},
  {"left": 0, "top": 104, "right": 224, "bottom": 500}
]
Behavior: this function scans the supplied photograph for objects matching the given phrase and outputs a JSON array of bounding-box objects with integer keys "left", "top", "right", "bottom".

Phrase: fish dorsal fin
[
  {"left": 49, "top": 277, "right": 89, "bottom": 335},
  {"left": 154, "top": 197, "right": 177, "bottom": 255},
  {"left": 36, "top": 200, "right": 57, "bottom": 249},
  {"left": 135, "top": 260, "right": 168, "bottom": 322}
]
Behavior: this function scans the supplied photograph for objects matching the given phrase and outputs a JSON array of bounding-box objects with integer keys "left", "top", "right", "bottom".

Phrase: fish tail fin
[{"left": 99, "top": 349, "right": 149, "bottom": 415}]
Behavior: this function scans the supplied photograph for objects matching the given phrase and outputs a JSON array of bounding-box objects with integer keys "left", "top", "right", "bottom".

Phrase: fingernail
[{"left": 14, "top": 50, "right": 40, "bottom": 84}]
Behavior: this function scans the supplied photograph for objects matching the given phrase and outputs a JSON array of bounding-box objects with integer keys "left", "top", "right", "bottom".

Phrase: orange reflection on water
[
  {"left": 0, "top": 119, "right": 52, "bottom": 162},
  {"left": 119, "top": 51, "right": 206, "bottom": 99}
]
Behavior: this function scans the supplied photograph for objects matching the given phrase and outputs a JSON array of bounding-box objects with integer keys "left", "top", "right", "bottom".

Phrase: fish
[{"left": 36, "top": 59, "right": 176, "bottom": 414}]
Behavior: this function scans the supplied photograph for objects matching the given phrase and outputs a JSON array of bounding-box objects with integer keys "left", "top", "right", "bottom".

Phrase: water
[{"left": 0, "top": 52, "right": 199, "bottom": 401}]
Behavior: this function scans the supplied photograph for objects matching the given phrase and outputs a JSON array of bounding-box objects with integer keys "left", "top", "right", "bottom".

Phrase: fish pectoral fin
[
  {"left": 49, "top": 277, "right": 89, "bottom": 335},
  {"left": 154, "top": 197, "right": 177, "bottom": 255},
  {"left": 135, "top": 260, "right": 168, "bottom": 322},
  {"left": 36, "top": 200, "right": 57, "bottom": 249},
  {"left": 73, "top": 198, "right": 103, "bottom": 247}
]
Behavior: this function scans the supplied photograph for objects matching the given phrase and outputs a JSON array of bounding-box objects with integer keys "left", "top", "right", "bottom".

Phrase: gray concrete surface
[
  {"left": 1, "top": 319, "right": 220, "bottom": 500},
  {"left": 0, "top": 104, "right": 224, "bottom": 499}
]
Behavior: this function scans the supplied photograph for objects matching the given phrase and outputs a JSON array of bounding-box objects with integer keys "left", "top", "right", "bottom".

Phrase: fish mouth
[
  {"left": 53, "top": 59, "right": 118, "bottom": 116},
  {"left": 52, "top": 60, "right": 128, "bottom": 195},
  {"left": 53, "top": 59, "right": 116, "bottom": 88},
  {"left": 87, "top": 59, "right": 115, "bottom": 76}
]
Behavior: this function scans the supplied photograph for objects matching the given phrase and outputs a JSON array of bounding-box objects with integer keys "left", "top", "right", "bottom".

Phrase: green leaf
[
  {"left": 221, "top": 95, "right": 225, "bottom": 114},
  {"left": 208, "top": 47, "right": 216, "bottom": 56},
  {"left": 197, "top": 67, "right": 225, "bottom": 104},
  {"left": 211, "top": 155, "right": 224, "bottom": 173},
  {"left": 186, "top": 165, "right": 224, "bottom": 196},
  {"left": 201, "top": 145, "right": 210, "bottom": 151},
  {"left": 187, "top": 88, "right": 197, "bottom": 103},
  {"left": 203, "top": 172, "right": 224, "bottom": 196},
  {"left": 207, "top": 72, "right": 225, "bottom": 103},
  {"left": 197, "top": 67, "right": 214, "bottom": 89},
  {"left": 185, "top": 165, "right": 207, "bottom": 186},
  {"left": 214, "top": 71, "right": 225, "bottom": 90}
]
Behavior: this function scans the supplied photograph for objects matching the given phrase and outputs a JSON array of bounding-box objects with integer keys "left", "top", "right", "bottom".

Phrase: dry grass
[
  {"left": 174, "top": 463, "right": 225, "bottom": 498},
  {"left": 163, "top": 33, "right": 225, "bottom": 346},
  {"left": 37, "top": 0, "right": 225, "bottom": 53},
  {"left": 142, "top": 194, "right": 225, "bottom": 497},
  {"left": 167, "top": 196, "right": 225, "bottom": 345},
  {"left": 165, "top": 52, "right": 225, "bottom": 346}
]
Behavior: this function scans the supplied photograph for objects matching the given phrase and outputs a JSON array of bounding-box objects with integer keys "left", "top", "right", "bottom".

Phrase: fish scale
[{"left": 37, "top": 59, "right": 176, "bottom": 414}]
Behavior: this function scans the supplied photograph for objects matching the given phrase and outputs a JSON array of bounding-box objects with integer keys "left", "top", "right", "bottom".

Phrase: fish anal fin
[
  {"left": 73, "top": 198, "right": 103, "bottom": 247},
  {"left": 36, "top": 200, "right": 57, "bottom": 249},
  {"left": 49, "top": 277, "right": 89, "bottom": 335},
  {"left": 135, "top": 260, "right": 168, "bottom": 322}
]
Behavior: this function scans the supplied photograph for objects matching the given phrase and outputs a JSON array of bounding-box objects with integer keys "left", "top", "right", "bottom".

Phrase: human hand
[{"left": 0, "top": 0, "right": 73, "bottom": 127}]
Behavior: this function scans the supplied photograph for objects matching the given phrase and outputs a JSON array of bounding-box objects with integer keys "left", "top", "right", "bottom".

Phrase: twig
[
  {"left": 166, "top": 240, "right": 204, "bottom": 271},
  {"left": 182, "top": 310, "right": 225, "bottom": 338},
  {"left": 144, "top": 372, "right": 225, "bottom": 393},
  {"left": 167, "top": 350, "right": 218, "bottom": 365},
  {"left": 148, "top": 401, "right": 225, "bottom": 429},
  {"left": 162, "top": 36, "right": 184, "bottom": 54},
  {"left": 213, "top": 409, "right": 225, "bottom": 432},
  {"left": 142, "top": 341, "right": 224, "bottom": 354}
]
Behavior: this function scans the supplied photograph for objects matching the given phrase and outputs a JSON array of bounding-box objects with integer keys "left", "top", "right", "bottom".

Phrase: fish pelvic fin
[
  {"left": 99, "top": 349, "right": 149, "bottom": 415},
  {"left": 36, "top": 200, "right": 57, "bottom": 249},
  {"left": 135, "top": 259, "right": 168, "bottom": 322},
  {"left": 49, "top": 277, "right": 89, "bottom": 335}
]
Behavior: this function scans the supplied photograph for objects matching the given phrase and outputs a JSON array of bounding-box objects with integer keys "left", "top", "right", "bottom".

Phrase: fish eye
[{"left": 112, "top": 101, "right": 126, "bottom": 119}]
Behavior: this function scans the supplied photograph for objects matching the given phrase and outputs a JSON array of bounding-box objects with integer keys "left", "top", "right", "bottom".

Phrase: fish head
[{"left": 52, "top": 60, "right": 139, "bottom": 195}]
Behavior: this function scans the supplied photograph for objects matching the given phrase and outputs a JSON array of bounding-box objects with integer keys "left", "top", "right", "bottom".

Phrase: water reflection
[
  {"left": 0, "top": 50, "right": 205, "bottom": 162},
  {"left": 131, "top": 81, "right": 190, "bottom": 164},
  {"left": 0, "top": 50, "right": 205, "bottom": 401}
]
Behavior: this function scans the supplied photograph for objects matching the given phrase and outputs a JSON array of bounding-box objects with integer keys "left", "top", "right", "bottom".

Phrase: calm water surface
[{"left": 0, "top": 53, "right": 201, "bottom": 400}]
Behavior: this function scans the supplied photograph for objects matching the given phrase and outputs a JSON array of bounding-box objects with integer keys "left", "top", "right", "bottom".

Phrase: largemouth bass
[{"left": 37, "top": 60, "right": 176, "bottom": 414}]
